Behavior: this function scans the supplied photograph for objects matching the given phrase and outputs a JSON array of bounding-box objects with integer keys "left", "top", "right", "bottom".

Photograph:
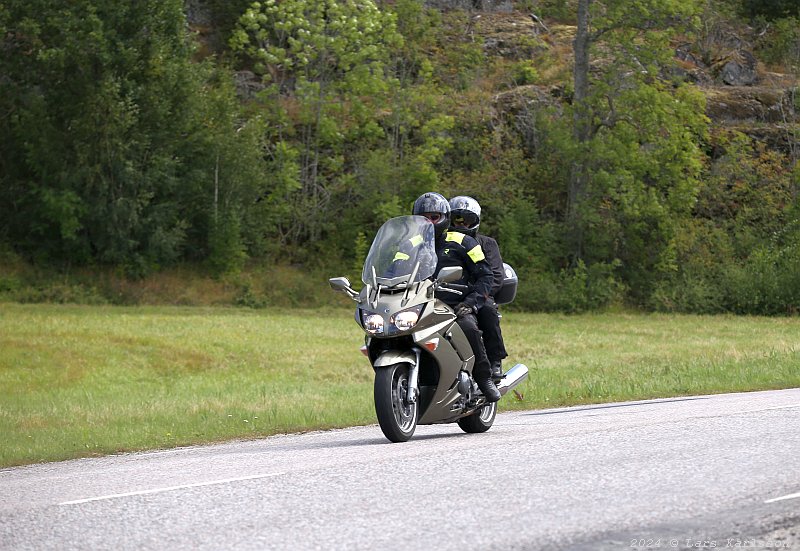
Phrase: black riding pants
[
  {"left": 456, "top": 314, "right": 492, "bottom": 381},
  {"left": 476, "top": 298, "right": 507, "bottom": 363}
]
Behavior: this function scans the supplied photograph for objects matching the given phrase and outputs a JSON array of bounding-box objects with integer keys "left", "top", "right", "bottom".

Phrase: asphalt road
[{"left": 2, "top": 389, "right": 799, "bottom": 551}]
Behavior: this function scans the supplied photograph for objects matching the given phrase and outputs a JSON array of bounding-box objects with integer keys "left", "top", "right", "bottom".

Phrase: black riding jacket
[
  {"left": 433, "top": 231, "right": 493, "bottom": 310},
  {"left": 475, "top": 233, "right": 504, "bottom": 297}
]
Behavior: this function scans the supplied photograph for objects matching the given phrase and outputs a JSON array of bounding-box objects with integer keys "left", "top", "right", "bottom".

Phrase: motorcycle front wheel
[
  {"left": 457, "top": 401, "right": 497, "bottom": 433},
  {"left": 374, "top": 363, "right": 418, "bottom": 442}
]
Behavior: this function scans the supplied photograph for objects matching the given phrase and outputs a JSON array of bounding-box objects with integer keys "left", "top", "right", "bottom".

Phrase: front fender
[{"left": 373, "top": 350, "right": 416, "bottom": 368}]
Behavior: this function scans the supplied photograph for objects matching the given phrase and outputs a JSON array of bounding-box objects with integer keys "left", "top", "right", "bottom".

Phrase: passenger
[{"left": 412, "top": 192, "right": 500, "bottom": 402}]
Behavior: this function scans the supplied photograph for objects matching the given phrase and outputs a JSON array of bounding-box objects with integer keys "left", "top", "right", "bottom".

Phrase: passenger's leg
[
  {"left": 477, "top": 299, "right": 507, "bottom": 380},
  {"left": 456, "top": 314, "right": 500, "bottom": 402}
]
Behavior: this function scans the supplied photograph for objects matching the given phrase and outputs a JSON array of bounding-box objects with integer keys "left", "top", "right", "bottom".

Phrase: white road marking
[
  {"left": 764, "top": 492, "right": 800, "bottom": 504},
  {"left": 59, "top": 472, "right": 284, "bottom": 505},
  {"left": 757, "top": 404, "right": 800, "bottom": 411},
  {"left": 733, "top": 404, "right": 800, "bottom": 415}
]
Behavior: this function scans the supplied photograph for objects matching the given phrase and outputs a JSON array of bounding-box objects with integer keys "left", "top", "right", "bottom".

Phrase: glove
[{"left": 455, "top": 302, "right": 475, "bottom": 318}]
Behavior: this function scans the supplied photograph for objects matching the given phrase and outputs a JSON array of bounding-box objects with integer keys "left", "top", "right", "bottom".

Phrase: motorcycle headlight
[
  {"left": 363, "top": 313, "right": 385, "bottom": 335},
  {"left": 390, "top": 305, "right": 423, "bottom": 333}
]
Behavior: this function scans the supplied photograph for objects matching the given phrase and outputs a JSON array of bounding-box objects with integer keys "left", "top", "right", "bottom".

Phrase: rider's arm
[
  {"left": 460, "top": 235, "right": 492, "bottom": 312},
  {"left": 478, "top": 235, "right": 504, "bottom": 297}
]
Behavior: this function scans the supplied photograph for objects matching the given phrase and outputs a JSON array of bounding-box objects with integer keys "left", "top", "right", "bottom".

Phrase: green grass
[{"left": 1, "top": 304, "right": 799, "bottom": 467}]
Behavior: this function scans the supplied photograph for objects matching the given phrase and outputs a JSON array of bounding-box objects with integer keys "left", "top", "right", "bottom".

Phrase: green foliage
[
  {"left": 352, "top": 232, "right": 369, "bottom": 282},
  {"left": 0, "top": 0, "right": 267, "bottom": 276},
  {"left": 208, "top": 211, "right": 247, "bottom": 276},
  {"left": 754, "top": 17, "right": 800, "bottom": 71},
  {"left": 205, "top": 0, "right": 255, "bottom": 43},
  {"left": 231, "top": 0, "right": 403, "bottom": 250},
  {"left": 739, "top": 0, "right": 800, "bottom": 20},
  {"left": 1, "top": 0, "right": 798, "bottom": 316},
  {"left": 648, "top": 219, "right": 730, "bottom": 313},
  {"left": 10, "top": 283, "right": 109, "bottom": 306},
  {"left": 566, "top": 79, "right": 708, "bottom": 299},
  {"left": 650, "top": 131, "right": 799, "bottom": 314},
  {"left": 721, "top": 224, "right": 800, "bottom": 315},
  {"left": 0, "top": 273, "right": 23, "bottom": 295},
  {"left": 513, "top": 260, "right": 625, "bottom": 313},
  {"left": 562, "top": 0, "right": 708, "bottom": 300},
  {"left": 511, "top": 61, "right": 540, "bottom": 86},
  {"left": 696, "top": 133, "right": 794, "bottom": 254},
  {"left": 434, "top": 11, "right": 486, "bottom": 90},
  {"left": 498, "top": 200, "right": 559, "bottom": 272}
]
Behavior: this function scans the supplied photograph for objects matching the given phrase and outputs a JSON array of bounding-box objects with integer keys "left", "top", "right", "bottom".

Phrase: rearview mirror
[
  {"left": 329, "top": 277, "right": 359, "bottom": 300},
  {"left": 329, "top": 277, "right": 352, "bottom": 292}
]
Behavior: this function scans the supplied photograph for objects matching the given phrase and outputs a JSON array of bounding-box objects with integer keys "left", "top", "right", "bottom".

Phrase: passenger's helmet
[
  {"left": 412, "top": 192, "right": 451, "bottom": 237},
  {"left": 449, "top": 195, "right": 481, "bottom": 236}
]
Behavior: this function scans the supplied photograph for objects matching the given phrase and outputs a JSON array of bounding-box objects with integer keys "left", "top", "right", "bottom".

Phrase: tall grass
[{"left": 1, "top": 304, "right": 798, "bottom": 467}]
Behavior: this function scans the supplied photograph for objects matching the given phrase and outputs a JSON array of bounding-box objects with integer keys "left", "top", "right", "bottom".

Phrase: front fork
[
  {"left": 372, "top": 346, "right": 420, "bottom": 405},
  {"left": 406, "top": 347, "right": 421, "bottom": 404}
]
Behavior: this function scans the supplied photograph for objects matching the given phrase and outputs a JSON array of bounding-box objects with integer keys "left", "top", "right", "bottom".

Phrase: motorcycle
[{"left": 329, "top": 215, "right": 529, "bottom": 442}]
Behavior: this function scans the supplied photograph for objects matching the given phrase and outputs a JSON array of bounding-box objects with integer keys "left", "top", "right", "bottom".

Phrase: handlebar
[
  {"left": 440, "top": 283, "right": 469, "bottom": 292},
  {"left": 437, "top": 282, "right": 469, "bottom": 296}
]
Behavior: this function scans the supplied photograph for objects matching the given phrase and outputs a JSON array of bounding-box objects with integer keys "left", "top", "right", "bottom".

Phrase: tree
[
  {"left": 565, "top": 0, "right": 708, "bottom": 297},
  {"left": 0, "top": 0, "right": 268, "bottom": 274},
  {"left": 230, "top": 0, "right": 402, "bottom": 250}
]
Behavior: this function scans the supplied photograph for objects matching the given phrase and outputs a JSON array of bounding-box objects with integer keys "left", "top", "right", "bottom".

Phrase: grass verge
[{"left": 1, "top": 303, "right": 798, "bottom": 467}]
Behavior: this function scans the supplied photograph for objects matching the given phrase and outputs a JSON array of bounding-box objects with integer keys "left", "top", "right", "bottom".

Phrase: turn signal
[{"left": 423, "top": 338, "right": 439, "bottom": 352}]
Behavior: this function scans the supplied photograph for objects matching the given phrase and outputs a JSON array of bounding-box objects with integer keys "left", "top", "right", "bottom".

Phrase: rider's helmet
[
  {"left": 449, "top": 195, "right": 481, "bottom": 237},
  {"left": 413, "top": 192, "right": 451, "bottom": 238}
]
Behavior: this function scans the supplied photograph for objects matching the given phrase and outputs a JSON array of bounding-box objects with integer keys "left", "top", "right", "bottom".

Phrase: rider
[
  {"left": 412, "top": 192, "right": 501, "bottom": 402},
  {"left": 449, "top": 196, "right": 507, "bottom": 381}
]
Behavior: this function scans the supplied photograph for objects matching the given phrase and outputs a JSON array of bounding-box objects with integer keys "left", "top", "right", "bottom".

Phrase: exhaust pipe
[{"left": 496, "top": 363, "right": 529, "bottom": 397}]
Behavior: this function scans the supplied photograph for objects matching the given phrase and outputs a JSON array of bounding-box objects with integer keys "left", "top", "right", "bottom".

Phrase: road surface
[{"left": 2, "top": 389, "right": 799, "bottom": 550}]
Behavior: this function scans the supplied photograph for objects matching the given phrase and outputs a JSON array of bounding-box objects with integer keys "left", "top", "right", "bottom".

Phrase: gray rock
[{"left": 720, "top": 51, "right": 758, "bottom": 86}]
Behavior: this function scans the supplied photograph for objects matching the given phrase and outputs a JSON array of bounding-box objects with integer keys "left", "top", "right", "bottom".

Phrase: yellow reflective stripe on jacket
[
  {"left": 445, "top": 231, "right": 465, "bottom": 244},
  {"left": 409, "top": 235, "right": 423, "bottom": 247},
  {"left": 393, "top": 252, "right": 410, "bottom": 262},
  {"left": 467, "top": 244, "right": 485, "bottom": 263}
]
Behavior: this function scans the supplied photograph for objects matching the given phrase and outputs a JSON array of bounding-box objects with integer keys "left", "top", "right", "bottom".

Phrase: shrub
[
  {"left": 719, "top": 223, "right": 800, "bottom": 315},
  {"left": 650, "top": 271, "right": 725, "bottom": 314},
  {"left": 511, "top": 260, "right": 625, "bottom": 313},
  {"left": 13, "top": 284, "right": 108, "bottom": 306},
  {"left": 512, "top": 61, "right": 540, "bottom": 86},
  {"left": 755, "top": 17, "right": 800, "bottom": 70}
]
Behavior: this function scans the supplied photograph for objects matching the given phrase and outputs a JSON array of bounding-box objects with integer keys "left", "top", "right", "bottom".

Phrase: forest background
[{"left": 1, "top": 0, "right": 798, "bottom": 315}]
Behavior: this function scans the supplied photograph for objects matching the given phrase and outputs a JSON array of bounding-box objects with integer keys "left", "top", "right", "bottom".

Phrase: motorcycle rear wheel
[
  {"left": 374, "top": 363, "right": 418, "bottom": 442},
  {"left": 457, "top": 401, "right": 497, "bottom": 433}
]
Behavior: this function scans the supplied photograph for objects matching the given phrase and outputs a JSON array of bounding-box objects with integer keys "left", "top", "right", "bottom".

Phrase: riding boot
[
  {"left": 476, "top": 377, "right": 501, "bottom": 403},
  {"left": 490, "top": 360, "right": 503, "bottom": 382}
]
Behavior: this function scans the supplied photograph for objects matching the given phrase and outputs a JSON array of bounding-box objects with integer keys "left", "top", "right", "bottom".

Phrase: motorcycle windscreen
[{"left": 362, "top": 215, "right": 437, "bottom": 287}]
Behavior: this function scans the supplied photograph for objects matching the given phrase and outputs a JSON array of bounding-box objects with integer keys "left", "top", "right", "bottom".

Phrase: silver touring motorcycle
[{"left": 330, "top": 215, "right": 529, "bottom": 442}]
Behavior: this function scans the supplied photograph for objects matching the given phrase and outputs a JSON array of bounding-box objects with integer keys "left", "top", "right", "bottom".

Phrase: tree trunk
[{"left": 568, "top": 0, "right": 593, "bottom": 263}]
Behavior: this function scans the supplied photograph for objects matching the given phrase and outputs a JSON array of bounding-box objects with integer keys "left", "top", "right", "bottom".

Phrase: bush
[
  {"left": 650, "top": 271, "right": 725, "bottom": 314},
  {"left": 0, "top": 275, "right": 23, "bottom": 294},
  {"left": 12, "top": 284, "right": 108, "bottom": 306},
  {"left": 512, "top": 61, "right": 540, "bottom": 86},
  {"left": 511, "top": 260, "right": 625, "bottom": 313},
  {"left": 755, "top": 17, "right": 800, "bottom": 70},
  {"left": 721, "top": 243, "right": 800, "bottom": 315},
  {"left": 208, "top": 213, "right": 247, "bottom": 276}
]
